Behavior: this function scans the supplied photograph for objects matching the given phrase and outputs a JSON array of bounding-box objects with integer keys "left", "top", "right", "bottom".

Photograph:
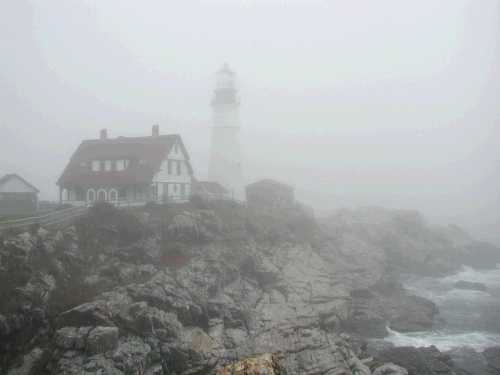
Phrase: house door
[{"left": 97, "top": 190, "right": 106, "bottom": 201}]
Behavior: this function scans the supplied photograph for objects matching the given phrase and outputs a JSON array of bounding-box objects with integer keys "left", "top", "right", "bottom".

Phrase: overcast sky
[{"left": 1, "top": 0, "right": 499, "bottom": 244}]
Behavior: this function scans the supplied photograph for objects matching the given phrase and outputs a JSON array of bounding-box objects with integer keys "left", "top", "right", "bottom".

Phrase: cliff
[{"left": 1, "top": 202, "right": 488, "bottom": 374}]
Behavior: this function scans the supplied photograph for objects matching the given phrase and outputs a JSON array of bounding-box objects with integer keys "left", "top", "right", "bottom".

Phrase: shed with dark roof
[
  {"left": 0, "top": 174, "right": 40, "bottom": 213},
  {"left": 245, "top": 179, "right": 294, "bottom": 209},
  {"left": 192, "top": 179, "right": 231, "bottom": 199}
]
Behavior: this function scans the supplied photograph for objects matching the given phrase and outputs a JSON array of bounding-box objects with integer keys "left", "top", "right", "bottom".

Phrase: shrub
[
  {"left": 100, "top": 264, "right": 120, "bottom": 278},
  {"left": 75, "top": 202, "right": 149, "bottom": 248}
]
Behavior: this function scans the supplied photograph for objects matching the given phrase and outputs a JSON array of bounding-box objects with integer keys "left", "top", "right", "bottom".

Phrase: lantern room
[
  {"left": 216, "top": 62, "right": 236, "bottom": 89},
  {"left": 212, "top": 63, "right": 240, "bottom": 106}
]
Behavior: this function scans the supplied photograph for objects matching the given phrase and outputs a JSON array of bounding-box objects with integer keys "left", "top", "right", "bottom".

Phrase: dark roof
[
  {"left": 0, "top": 173, "right": 40, "bottom": 193},
  {"left": 246, "top": 179, "right": 294, "bottom": 192},
  {"left": 195, "top": 181, "right": 230, "bottom": 195},
  {"left": 57, "top": 134, "right": 193, "bottom": 187}
]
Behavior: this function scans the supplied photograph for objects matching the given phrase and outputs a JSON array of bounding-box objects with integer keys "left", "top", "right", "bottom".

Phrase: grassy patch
[
  {"left": 157, "top": 243, "right": 193, "bottom": 270},
  {"left": 75, "top": 202, "right": 149, "bottom": 249}
]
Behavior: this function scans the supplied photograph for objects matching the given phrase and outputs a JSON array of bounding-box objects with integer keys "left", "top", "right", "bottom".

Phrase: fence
[
  {"left": 0, "top": 193, "right": 313, "bottom": 234},
  {"left": 0, "top": 203, "right": 92, "bottom": 232}
]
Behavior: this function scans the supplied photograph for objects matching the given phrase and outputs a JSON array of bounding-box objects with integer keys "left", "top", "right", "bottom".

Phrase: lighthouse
[{"left": 207, "top": 63, "right": 246, "bottom": 201}]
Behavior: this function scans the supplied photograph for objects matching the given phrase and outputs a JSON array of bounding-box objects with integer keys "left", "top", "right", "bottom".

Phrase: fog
[{"left": 1, "top": 1, "right": 498, "bottom": 244}]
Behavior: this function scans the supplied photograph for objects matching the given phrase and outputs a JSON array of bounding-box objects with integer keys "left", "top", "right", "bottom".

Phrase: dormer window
[
  {"left": 92, "top": 160, "right": 100, "bottom": 171},
  {"left": 111, "top": 160, "right": 117, "bottom": 170},
  {"left": 79, "top": 161, "right": 88, "bottom": 167},
  {"left": 139, "top": 158, "right": 147, "bottom": 164}
]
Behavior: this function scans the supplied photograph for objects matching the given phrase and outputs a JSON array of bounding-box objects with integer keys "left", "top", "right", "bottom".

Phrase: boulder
[
  {"left": 483, "top": 346, "right": 500, "bottom": 372},
  {"left": 6, "top": 347, "right": 43, "bottom": 375},
  {"left": 54, "top": 327, "right": 78, "bottom": 349},
  {"left": 210, "top": 353, "right": 284, "bottom": 375},
  {"left": 86, "top": 326, "right": 119, "bottom": 355},
  {"left": 373, "top": 362, "right": 408, "bottom": 375},
  {"left": 453, "top": 280, "right": 488, "bottom": 292},
  {"left": 374, "top": 345, "right": 455, "bottom": 375}
]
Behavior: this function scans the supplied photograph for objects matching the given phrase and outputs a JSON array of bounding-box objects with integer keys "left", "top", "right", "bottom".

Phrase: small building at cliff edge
[
  {"left": 0, "top": 173, "right": 40, "bottom": 214},
  {"left": 245, "top": 179, "right": 294, "bottom": 210},
  {"left": 56, "top": 126, "right": 194, "bottom": 205}
]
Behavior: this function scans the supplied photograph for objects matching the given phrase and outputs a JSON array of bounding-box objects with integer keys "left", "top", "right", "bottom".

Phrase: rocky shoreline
[{"left": 0, "top": 203, "right": 498, "bottom": 374}]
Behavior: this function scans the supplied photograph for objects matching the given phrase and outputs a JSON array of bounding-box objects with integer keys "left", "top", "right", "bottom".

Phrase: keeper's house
[
  {"left": 0, "top": 174, "right": 40, "bottom": 214},
  {"left": 56, "top": 126, "right": 194, "bottom": 205}
]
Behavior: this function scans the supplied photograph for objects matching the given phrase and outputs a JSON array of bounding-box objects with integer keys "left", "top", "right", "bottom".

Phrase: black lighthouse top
[{"left": 211, "top": 63, "right": 240, "bottom": 106}]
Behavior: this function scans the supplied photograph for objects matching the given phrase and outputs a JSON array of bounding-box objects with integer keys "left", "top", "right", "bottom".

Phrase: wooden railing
[
  {"left": 0, "top": 203, "right": 92, "bottom": 232},
  {"left": 1, "top": 193, "right": 313, "bottom": 234}
]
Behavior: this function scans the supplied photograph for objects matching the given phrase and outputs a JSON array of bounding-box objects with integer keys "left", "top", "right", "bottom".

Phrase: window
[
  {"left": 173, "top": 185, "right": 178, "bottom": 192},
  {"left": 111, "top": 160, "right": 117, "bottom": 170},
  {"left": 168, "top": 160, "right": 172, "bottom": 175},
  {"left": 92, "top": 161, "right": 100, "bottom": 171},
  {"left": 177, "top": 161, "right": 181, "bottom": 175},
  {"left": 181, "top": 184, "right": 185, "bottom": 196},
  {"left": 100, "top": 161, "right": 105, "bottom": 171},
  {"left": 117, "top": 160, "right": 125, "bottom": 171}
]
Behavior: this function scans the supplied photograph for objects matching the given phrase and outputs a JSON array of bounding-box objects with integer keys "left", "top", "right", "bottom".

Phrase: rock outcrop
[
  {"left": 2, "top": 202, "right": 465, "bottom": 374},
  {"left": 210, "top": 353, "right": 285, "bottom": 375},
  {"left": 373, "top": 345, "right": 455, "bottom": 375},
  {"left": 452, "top": 280, "right": 488, "bottom": 292},
  {"left": 320, "top": 206, "right": 500, "bottom": 275}
]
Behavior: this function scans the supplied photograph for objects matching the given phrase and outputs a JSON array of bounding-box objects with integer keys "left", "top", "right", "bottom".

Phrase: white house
[{"left": 57, "top": 126, "right": 194, "bottom": 205}]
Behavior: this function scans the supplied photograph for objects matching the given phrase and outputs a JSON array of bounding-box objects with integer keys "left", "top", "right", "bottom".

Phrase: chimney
[
  {"left": 152, "top": 125, "right": 159, "bottom": 137},
  {"left": 100, "top": 129, "right": 107, "bottom": 140}
]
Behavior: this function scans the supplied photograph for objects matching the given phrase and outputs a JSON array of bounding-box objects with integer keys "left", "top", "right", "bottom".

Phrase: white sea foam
[
  {"left": 379, "top": 325, "right": 500, "bottom": 352},
  {"left": 442, "top": 265, "right": 500, "bottom": 288}
]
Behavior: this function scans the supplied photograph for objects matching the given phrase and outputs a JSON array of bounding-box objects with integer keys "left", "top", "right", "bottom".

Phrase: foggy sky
[{"left": 1, "top": 1, "right": 499, "bottom": 244}]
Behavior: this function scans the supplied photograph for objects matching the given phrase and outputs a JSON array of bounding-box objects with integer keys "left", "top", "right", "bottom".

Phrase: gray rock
[
  {"left": 54, "top": 327, "right": 79, "bottom": 349},
  {"left": 373, "top": 363, "right": 409, "bottom": 375},
  {"left": 86, "top": 326, "right": 119, "bottom": 355},
  {"left": 6, "top": 347, "right": 43, "bottom": 375},
  {"left": 453, "top": 280, "right": 488, "bottom": 292},
  {"left": 75, "top": 326, "right": 93, "bottom": 349},
  {"left": 483, "top": 345, "right": 500, "bottom": 372},
  {"left": 0, "top": 314, "right": 12, "bottom": 336}
]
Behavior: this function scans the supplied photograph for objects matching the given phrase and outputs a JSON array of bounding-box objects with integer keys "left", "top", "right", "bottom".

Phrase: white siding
[
  {"left": 166, "top": 143, "right": 186, "bottom": 161},
  {"left": 0, "top": 176, "right": 37, "bottom": 193}
]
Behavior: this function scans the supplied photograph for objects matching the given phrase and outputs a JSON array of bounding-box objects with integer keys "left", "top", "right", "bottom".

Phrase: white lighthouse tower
[{"left": 207, "top": 63, "right": 246, "bottom": 201}]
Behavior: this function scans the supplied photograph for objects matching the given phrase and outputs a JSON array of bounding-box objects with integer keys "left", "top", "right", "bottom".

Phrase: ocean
[{"left": 368, "top": 265, "right": 500, "bottom": 364}]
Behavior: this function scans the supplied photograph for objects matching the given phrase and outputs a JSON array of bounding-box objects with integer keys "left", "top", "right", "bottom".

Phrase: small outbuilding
[
  {"left": 192, "top": 179, "right": 231, "bottom": 200},
  {"left": 245, "top": 179, "right": 294, "bottom": 209},
  {"left": 0, "top": 174, "right": 40, "bottom": 214}
]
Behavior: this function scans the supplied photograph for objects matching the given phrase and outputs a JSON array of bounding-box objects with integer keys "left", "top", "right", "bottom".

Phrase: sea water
[{"left": 370, "top": 265, "right": 500, "bottom": 352}]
